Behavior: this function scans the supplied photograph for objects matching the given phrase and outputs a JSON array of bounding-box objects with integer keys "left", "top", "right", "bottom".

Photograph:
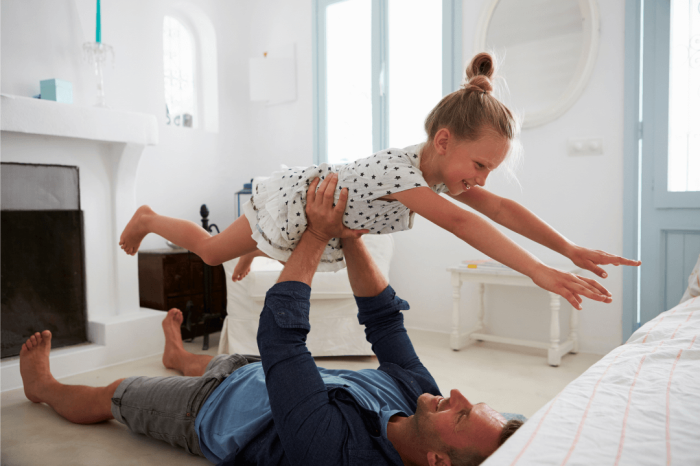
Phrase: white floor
[{"left": 1, "top": 329, "right": 601, "bottom": 465}]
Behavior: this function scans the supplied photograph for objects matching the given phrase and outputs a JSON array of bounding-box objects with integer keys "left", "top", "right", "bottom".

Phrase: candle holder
[{"left": 82, "top": 42, "right": 115, "bottom": 107}]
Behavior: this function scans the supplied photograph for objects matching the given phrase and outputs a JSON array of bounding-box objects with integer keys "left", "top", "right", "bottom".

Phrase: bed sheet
[{"left": 485, "top": 296, "right": 700, "bottom": 466}]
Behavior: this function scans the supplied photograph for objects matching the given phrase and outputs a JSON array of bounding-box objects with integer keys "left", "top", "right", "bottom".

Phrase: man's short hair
[{"left": 446, "top": 418, "right": 524, "bottom": 466}]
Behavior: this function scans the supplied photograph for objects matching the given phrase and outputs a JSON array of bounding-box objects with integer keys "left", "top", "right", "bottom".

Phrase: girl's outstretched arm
[
  {"left": 450, "top": 187, "right": 641, "bottom": 278},
  {"left": 391, "top": 187, "right": 612, "bottom": 310}
]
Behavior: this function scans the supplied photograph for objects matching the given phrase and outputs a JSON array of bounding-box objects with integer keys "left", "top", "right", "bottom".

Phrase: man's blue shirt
[
  {"left": 199, "top": 281, "right": 442, "bottom": 466},
  {"left": 195, "top": 364, "right": 415, "bottom": 463}
]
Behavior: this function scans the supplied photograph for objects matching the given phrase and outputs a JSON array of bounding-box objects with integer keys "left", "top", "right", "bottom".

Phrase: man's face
[{"left": 412, "top": 389, "right": 506, "bottom": 458}]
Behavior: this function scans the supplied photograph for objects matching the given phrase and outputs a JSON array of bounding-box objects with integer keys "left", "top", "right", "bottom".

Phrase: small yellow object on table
[{"left": 448, "top": 260, "right": 582, "bottom": 366}]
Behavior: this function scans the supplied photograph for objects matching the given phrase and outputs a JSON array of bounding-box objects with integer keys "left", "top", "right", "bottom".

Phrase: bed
[{"left": 485, "top": 256, "right": 700, "bottom": 466}]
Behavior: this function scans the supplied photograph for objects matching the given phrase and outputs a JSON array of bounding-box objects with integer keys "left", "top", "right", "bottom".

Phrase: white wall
[
  {"left": 1, "top": 0, "right": 627, "bottom": 355},
  {"left": 244, "top": 0, "right": 627, "bottom": 355},
  {"left": 1, "top": 0, "right": 253, "bottom": 250},
  {"left": 391, "top": 0, "right": 626, "bottom": 354},
  {"left": 246, "top": 0, "right": 315, "bottom": 173}
]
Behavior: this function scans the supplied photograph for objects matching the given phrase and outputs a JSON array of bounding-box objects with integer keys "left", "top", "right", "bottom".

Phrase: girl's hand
[
  {"left": 567, "top": 245, "right": 642, "bottom": 279},
  {"left": 531, "top": 264, "right": 612, "bottom": 310},
  {"left": 305, "top": 174, "right": 369, "bottom": 242}
]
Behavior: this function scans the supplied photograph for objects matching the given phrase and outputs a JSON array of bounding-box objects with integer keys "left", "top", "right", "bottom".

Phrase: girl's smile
[{"left": 421, "top": 128, "right": 511, "bottom": 195}]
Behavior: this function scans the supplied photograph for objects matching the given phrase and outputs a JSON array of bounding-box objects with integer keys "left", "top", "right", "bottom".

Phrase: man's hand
[
  {"left": 276, "top": 173, "right": 367, "bottom": 285},
  {"left": 305, "top": 173, "right": 368, "bottom": 243}
]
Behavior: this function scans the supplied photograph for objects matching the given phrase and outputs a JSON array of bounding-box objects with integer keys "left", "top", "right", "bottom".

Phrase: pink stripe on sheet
[
  {"left": 613, "top": 354, "right": 647, "bottom": 466},
  {"left": 666, "top": 349, "right": 683, "bottom": 466},
  {"left": 682, "top": 296, "right": 698, "bottom": 308},
  {"left": 665, "top": 336, "right": 696, "bottom": 466},
  {"left": 552, "top": 350, "right": 627, "bottom": 466},
  {"left": 509, "top": 392, "right": 563, "bottom": 466},
  {"left": 671, "top": 311, "right": 695, "bottom": 339},
  {"left": 643, "top": 309, "right": 677, "bottom": 343},
  {"left": 613, "top": 341, "right": 664, "bottom": 466}
]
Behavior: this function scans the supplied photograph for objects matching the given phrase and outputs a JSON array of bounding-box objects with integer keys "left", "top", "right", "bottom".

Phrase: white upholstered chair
[{"left": 218, "top": 233, "right": 394, "bottom": 356}]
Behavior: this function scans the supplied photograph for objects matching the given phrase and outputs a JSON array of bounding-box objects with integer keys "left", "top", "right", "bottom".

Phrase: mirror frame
[{"left": 474, "top": 0, "right": 600, "bottom": 128}]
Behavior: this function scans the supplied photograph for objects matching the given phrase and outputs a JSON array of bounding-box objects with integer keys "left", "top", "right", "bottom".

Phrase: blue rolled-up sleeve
[
  {"left": 257, "top": 281, "right": 347, "bottom": 466},
  {"left": 356, "top": 285, "right": 433, "bottom": 380}
]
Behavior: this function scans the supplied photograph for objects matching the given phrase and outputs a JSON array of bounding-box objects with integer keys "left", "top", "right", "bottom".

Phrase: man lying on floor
[{"left": 19, "top": 174, "right": 523, "bottom": 466}]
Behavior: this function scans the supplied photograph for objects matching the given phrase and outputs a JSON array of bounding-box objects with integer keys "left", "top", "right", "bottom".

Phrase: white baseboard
[{"left": 1, "top": 308, "right": 166, "bottom": 392}]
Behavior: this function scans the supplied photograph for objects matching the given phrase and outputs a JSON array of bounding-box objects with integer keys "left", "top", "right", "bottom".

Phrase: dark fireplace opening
[{"left": 1, "top": 163, "right": 88, "bottom": 359}]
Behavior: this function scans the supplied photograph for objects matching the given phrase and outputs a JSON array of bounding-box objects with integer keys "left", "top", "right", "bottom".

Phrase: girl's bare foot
[
  {"left": 19, "top": 330, "right": 57, "bottom": 403},
  {"left": 232, "top": 253, "right": 254, "bottom": 282},
  {"left": 231, "top": 249, "right": 269, "bottom": 282},
  {"left": 162, "top": 308, "right": 186, "bottom": 370},
  {"left": 119, "top": 205, "right": 155, "bottom": 256}
]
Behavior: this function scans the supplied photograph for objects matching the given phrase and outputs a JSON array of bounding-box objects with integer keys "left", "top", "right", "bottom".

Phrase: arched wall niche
[{"left": 166, "top": 2, "right": 219, "bottom": 133}]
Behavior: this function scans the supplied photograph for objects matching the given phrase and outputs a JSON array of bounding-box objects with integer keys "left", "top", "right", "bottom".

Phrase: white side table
[{"left": 447, "top": 264, "right": 581, "bottom": 366}]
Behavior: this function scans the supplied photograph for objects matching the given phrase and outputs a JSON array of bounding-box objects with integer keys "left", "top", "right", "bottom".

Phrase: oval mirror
[{"left": 474, "top": 0, "right": 600, "bottom": 128}]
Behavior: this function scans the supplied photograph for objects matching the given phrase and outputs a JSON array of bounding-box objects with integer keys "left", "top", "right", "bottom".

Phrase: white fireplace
[{"left": 1, "top": 94, "right": 165, "bottom": 391}]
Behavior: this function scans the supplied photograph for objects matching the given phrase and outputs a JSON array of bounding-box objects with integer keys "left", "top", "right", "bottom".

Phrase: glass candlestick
[{"left": 82, "top": 42, "right": 115, "bottom": 107}]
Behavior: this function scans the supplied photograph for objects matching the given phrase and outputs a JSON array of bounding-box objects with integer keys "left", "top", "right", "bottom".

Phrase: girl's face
[{"left": 437, "top": 132, "right": 510, "bottom": 196}]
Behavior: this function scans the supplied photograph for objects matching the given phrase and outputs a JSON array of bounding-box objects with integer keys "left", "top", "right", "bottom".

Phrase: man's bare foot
[
  {"left": 19, "top": 330, "right": 57, "bottom": 403},
  {"left": 232, "top": 250, "right": 268, "bottom": 282},
  {"left": 162, "top": 308, "right": 185, "bottom": 370},
  {"left": 119, "top": 205, "right": 154, "bottom": 256}
]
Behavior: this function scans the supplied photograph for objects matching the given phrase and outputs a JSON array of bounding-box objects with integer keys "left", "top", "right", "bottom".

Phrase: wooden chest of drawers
[{"left": 138, "top": 248, "right": 226, "bottom": 340}]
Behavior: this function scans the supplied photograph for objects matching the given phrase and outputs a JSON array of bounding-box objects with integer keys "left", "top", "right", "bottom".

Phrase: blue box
[{"left": 40, "top": 79, "right": 73, "bottom": 103}]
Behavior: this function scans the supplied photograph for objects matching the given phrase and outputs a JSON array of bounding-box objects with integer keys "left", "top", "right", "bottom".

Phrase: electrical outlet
[{"left": 567, "top": 138, "right": 603, "bottom": 156}]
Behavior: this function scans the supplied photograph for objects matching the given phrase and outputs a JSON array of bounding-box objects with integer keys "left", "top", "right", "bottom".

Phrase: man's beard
[{"left": 411, "top": 397, "right": 443, "bottom": 448}]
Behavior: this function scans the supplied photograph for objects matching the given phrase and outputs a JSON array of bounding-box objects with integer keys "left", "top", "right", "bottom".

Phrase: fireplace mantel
[
  {"left": 1, "top": 94, "right": 165, "bottom": 392},
  {"left": 1, "top": 94, "right": 158, "bottom": 145}
]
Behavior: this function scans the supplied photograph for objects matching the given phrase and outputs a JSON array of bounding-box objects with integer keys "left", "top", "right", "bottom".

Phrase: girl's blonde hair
[{"left": 424, "top": 52, "right": 523, "bottom": 180}]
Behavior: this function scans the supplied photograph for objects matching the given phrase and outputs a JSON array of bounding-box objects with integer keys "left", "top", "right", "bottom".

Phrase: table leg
[
  {"left": 475, "top": 283, "right": 485, "bottom": 338},
  {"left": 570, "top": 301, "right": 579, "bottom": 354},
  {"left": 548, "top": 292, "right": 561, "bottom": 366},
  {"left": 450, "top": 273, "right": 462, "bottom": 351}
]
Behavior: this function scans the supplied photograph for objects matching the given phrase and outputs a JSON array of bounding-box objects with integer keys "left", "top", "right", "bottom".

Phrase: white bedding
[{"left": 486, "top": 296, "right": 700, "bottom": 466}]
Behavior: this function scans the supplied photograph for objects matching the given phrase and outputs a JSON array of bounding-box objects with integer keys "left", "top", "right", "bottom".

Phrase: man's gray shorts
[{"left": 110, "top": 353, "right": 261, "bottom": 457}]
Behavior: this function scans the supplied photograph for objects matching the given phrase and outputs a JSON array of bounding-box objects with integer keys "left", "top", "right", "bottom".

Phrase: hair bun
[
  {"left": 464, "top": 52, "right": 496, "bottom": 94},
  {"left": 464, "top": 75, "right": 493, "bottom": 94}
]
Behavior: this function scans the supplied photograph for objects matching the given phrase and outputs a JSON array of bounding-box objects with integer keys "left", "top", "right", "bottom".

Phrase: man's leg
[
  {"left": 19, "top": 310, "right": 215, "bottom": 425},
  {"left": 20, "top": 330, "right": 124, "bottom": 424},
  {"left": 161, "top": 308, "right": 214, "bottom": 377},
  {"left": 341, "top": 237, "right": 389, "bottom": 297}
]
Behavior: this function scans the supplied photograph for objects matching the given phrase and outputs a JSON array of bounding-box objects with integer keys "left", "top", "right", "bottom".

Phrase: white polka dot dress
[{"left": 242, "top": 143, "right": 448, "bottom": 272}]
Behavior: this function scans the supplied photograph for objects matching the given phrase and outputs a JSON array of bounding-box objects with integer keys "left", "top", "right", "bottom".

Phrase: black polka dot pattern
[{"left": 246, "top": 144, "right": 448, "bottom": 272}]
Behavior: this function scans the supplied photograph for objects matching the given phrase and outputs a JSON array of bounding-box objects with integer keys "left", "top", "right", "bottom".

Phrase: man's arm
[
  {"left": 341, "top": 237, "right": 388, "bottom": 297},
  {"left": 342, "top": 237, "right": 434, "bottom": 383},
  {"left": 276, "top": 173, "right": 365, "bottom": 286},
  {"left": 256, "top": 174, "right": 367, "bottom": 465}
]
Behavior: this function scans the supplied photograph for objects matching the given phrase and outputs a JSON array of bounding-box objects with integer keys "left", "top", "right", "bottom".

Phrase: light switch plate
[{"left": 567, "top": 138, "right": 603, "bottom": 156}]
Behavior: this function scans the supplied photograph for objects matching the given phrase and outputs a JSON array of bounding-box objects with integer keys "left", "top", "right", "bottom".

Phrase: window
[
  {"left": 667, "top": 0, "right": 700, "bottom": 192},
  {"left": 387, "top": 0, "right": 444, "bottom": 149},
  {"left": 163, "top": 16, "right": 196, "bottom": 128},
  {"left": 325, "top": 0, "right": 373, "bottom": 163},
  {"left": 314, "top": 0, "right": 462, "bottom": 164}
]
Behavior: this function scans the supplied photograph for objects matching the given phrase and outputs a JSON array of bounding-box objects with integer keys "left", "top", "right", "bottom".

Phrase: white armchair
[{"left": 218, "top": 233, "right": 394, "bottom": 356}]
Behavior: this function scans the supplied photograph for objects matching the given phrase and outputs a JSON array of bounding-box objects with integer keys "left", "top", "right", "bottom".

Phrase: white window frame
[
  {"left": 164, "top": 14, "right": 198, "bottom": 128},
  {"left": 312, "top": 0, "right": 462, "bottom": 164},
  {"left": 163, "top": 4, "right": 219, "bottom": 133}
]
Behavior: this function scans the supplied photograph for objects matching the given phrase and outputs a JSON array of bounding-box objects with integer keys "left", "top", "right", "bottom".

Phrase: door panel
[
  {"left": 638, "top": 0, "right": 700, "bottom": 328},
  {"left": 663, "top": 230, "right": 700, "bottom": 310}
]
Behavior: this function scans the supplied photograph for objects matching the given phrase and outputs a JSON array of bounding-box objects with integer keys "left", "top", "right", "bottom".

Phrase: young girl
[{"left": 120, "top": 53, "right": 640, "bottom": 310}]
